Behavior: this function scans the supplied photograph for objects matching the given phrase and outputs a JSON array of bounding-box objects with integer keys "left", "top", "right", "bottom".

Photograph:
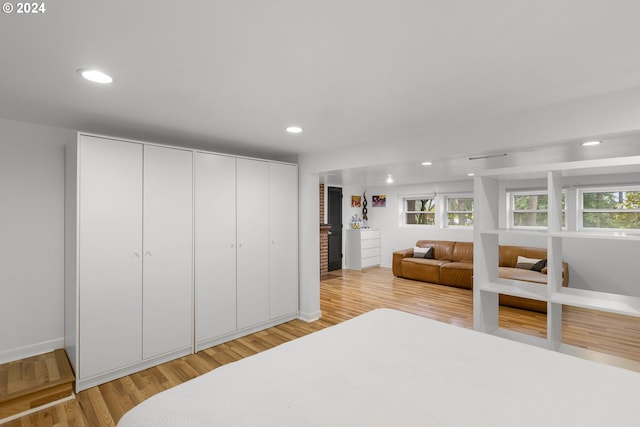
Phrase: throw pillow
[
  {"left": 531, "top": 259, "right": 547, "bottom": 272},
  {"left": 413, "top": 246, "right": 434, "bottom": 259},
  {"left": 515, "top": 255, "right": 543, "bottom": 270}
]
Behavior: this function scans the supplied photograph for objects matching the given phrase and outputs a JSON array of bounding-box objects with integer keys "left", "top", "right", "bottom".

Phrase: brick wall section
[
  {"left": 319, "top": 184, "right": 329, "bottom": 273},
  {"left": 320, "top": 228, "right": 329, "bottom": 273}
]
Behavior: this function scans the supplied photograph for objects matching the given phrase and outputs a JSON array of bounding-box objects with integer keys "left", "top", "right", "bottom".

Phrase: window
[
  {"left": 580, "top": 188, "right": 640, "bottom": 230},
  {"left": 510, "top": 190, "right": 565, "bottom": 228},
  {"left": 404, "top": 197, "right": 436, "bottom": 225},
  {"left": 446, "top": 196, "right": 474, "bottom": 226}
]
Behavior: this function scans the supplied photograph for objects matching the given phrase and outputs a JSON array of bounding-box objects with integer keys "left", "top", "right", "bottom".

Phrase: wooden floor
[
  {"left": 6, "top": 267, "right": 640, "bottom": 426},
  {"left": 0, "top": 349, "right": 74, "bottom": 422}
]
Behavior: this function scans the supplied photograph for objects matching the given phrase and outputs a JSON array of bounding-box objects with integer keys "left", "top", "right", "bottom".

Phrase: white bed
[{"left": 118, "top": 309, "right": 640, "bottom": 426}]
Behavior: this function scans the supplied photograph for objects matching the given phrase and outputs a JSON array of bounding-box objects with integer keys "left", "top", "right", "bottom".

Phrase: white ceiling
[{"left": 2, "top": 1, "right": 640, "bottom": 176}]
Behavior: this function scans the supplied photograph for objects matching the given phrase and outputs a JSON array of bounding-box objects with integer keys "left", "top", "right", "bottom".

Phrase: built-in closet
[{"left": 65, "top": 134, "right": 298, "bottom": 391}]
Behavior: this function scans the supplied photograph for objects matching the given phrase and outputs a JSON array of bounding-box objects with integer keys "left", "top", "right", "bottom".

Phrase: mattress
[{"left": 118, "top": 308, "right": 640, "bottom": 426}]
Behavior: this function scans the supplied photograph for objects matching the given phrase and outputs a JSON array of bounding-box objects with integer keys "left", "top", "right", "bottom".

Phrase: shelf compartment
[
  {"left": 551, "top": 288, "right": 640, "bottom": 317},
  {"left": 480, "top": 228, "right": 640, "bottom": 241},
  {"left": 479, "top": 228, "right": 548, "bottom": 237},
  {"left": 493, "top": 328, "right": 548, "bottom": 349},
  {"left": 547, "top": 230, "right": 640, "bottom": 241},
  {"left": 479, "top": 279, "right": 547, "bottom": 301}
]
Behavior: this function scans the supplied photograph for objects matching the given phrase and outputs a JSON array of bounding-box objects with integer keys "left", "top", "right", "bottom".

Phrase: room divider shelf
[
  {"left": 547, "top": 230, "right": 640, "bottom": 241},
  {"left": 492, "top": 328, "right": 548, "bottom": 349},
  {"left": 479, "top": 279, "right": 547, "bottom": 301},
  {"left": 551, "top": 288, "right": 640, "bottom": 317},
  {"left": 473, "top": 155, "right": 640, "bottom": 364},
  {"left": 479, "top": 228, "right": 548, "bottom": 237},
  {"left": 481, "top": 228, "right": 640, "bottom": 241}
]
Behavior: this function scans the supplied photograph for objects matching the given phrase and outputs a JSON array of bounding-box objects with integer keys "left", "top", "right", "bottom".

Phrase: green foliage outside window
[
  {"left": 447, "top": 197, "right": 474, "bottom": 226},
  {"left": 406, "top": 198, "right": 435, "bottom": 225},
  {"left": 582, "top": 191, "right": 640, "bottom": 229},
  {"left": 512, "top": 193, "right": 565, "bottom": 227}
]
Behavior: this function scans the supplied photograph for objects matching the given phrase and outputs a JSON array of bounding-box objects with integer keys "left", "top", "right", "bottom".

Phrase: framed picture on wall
[
  {"left": 351, "top": 195, "right": 361, "bottom": 207},
  {"left": 372, "top": 194, "right": 386, "bottom": 207}
]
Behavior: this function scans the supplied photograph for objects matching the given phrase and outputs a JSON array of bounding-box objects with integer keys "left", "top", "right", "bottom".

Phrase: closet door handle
[
  {"left": 133, "top": 251, "right": 141, "bottom": 258},
  {"left": 145, "top": 251, "right": 152, "bottom": 257}
]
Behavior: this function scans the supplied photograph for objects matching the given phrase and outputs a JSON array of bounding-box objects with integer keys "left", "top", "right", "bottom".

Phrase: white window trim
[
  {"left": 400, "top": 194, "right": 437, "bottom": 228},
  {"left": 507, "top": 189, "right": 566, "bottom": 230},
  {"left": 444, "top": 193, "right": 474, "bottom": 228},
  {"left": 577, "top": 185, "right": 640, "bottom": 232}
]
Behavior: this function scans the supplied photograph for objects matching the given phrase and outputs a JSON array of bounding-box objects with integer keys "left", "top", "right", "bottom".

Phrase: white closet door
[
  {"left": 268, "top": 163, "right": 299, "bottom": 319},
  {"left": 236, "top": 158, "right": 270, "bottom": 329},
  {"left": 194, "top": 152, "right": 237, "bottom": 343},
  {"left": 142, "top": 145, "right": 193, "bottom": 359},
  {"left": 78, "top": 136, "right": 143, "bottom": 378}
]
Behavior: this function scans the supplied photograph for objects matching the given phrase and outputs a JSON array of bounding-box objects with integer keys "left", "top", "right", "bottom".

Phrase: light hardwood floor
[{"left": 6, "top": 267, "right": 640, "bottom": 426}]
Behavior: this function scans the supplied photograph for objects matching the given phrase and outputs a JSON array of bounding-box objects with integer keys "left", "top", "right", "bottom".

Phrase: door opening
[{"left": 327, "top": 187, "right": 343, "bottom": 271}]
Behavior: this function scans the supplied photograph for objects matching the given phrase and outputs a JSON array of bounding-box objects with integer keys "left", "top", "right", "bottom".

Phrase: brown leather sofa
[{"left": 392, "top": 240, "right": 569, "bottom": 313}]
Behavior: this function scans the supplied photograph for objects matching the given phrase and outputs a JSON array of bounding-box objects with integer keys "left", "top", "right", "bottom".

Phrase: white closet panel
[
  {"left": 142, "top": 145, "right": 193, "bottom": 359},
  {"left": 78, "top": 136, "right": 143, "bottom": 379},
  {"left": 195, "top": 152, "right": 237, "bottom": 343},
  {"left": 268, "top": 163, "right": 299, "bottom": 319},
  {"left": 236, "top": 158, "right": 270, "bottom": 329}
]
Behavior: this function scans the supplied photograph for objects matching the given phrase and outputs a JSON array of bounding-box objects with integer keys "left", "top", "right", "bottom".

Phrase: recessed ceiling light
[
  {"left": 77, "top": 68, "right": 113, "bottom": 84},
  {"left": 286, "top": 126, "right": 303, "bottom": 134},
  {"left": 467, "top": 173, "right": 475, "bottom": 177},
  {"left": 386, "top": 174, "right": 394, "bottom": 184},
  {"left": 581, "top": 140, "right": 601, "bottom": 146},
  {"left": 421, "top": 161, "right": 433, "bottom": 166}
]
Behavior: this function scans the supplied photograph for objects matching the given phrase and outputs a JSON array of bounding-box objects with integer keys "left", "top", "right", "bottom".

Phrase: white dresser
[{"left": 345, "top": 228, "right": 381, "bottom": 270}]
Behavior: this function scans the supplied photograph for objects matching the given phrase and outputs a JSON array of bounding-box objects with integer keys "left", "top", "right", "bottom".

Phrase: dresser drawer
[
  {"left": 360, "top": 229, "right": 380, "bottom": 240},
  {"left": 361, "top": 238, "right": 380, "bottom": 250},
  {"left": 361, "top": 247, "right": 380, "bottom": 259},
  {"left": 361, "top": 256, "right": 380, "bottom": 268}
]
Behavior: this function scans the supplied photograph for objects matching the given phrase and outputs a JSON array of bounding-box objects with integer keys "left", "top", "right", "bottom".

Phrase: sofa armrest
[
  {"left": 392, "top": 248, "right": 414, "bottom": 276},
  {"left": 562, "top": 262, "right": 569, "bottom": 287},
  {"left": 541, "top": 262, "right": 570, "bottom": 287}
]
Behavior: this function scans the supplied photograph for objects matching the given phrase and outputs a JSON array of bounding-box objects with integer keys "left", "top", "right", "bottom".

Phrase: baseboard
[
  {"left": 298, "top": 310, "right": 322, "bottom": 322},
  {"left": 75, "top": 346, "right": 193, "bottom": 392},
  {"left": 195, "top": 313, "right": 299, "bottom": 353},
  {"left": 0, "top": 338, "right": 64, "bottom": 364}
]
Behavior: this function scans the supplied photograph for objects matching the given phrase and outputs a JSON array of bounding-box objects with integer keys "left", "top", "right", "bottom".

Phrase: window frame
[
  {"left": 444, "top": 194, "right": 474, "bottom": 228},
  {"left": 401, "top": 194, "right": 437, "bottom": 227},
  {"left": 508, "top": 189, "right": 566, "bottom": 230},
  {"left": 578, "top": 185, "right": 640, "bottom": 232}
]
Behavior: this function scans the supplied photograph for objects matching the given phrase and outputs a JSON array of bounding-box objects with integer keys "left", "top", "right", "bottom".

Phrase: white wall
[
  {"left": 341, "top": 181, "right": 474, "bottom": 268},
  {"left": 0, "top": 118, "right": 75, "bottom": 362}
]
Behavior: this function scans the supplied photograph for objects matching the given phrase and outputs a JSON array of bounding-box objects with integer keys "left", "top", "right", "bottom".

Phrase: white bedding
[{"left": 118, "top": 309, "right": 640, "bottom": 426}]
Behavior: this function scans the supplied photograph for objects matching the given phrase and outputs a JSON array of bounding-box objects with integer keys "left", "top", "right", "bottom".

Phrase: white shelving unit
[{"left": 473, "top": 155, "right": 640, "bottom": 368}]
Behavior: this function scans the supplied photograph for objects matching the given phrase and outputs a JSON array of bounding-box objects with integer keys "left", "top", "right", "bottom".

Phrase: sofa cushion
[
  {"left": 440, "top": 262, "right": 473, "bottom": 289},
  {"left": 515, "top": 255, "right": 544, "bottom": 270},
  {"left": 531, "top": 259, "right": 547, "bottom": 272},
  {"left": 415, "top": 240, "right": 455, "bottom": 261},
  {"left": 412, "top": 246, "right": 434, "bottom": 259},
  {"left": 451, "top": 242, "right": 473, "bottom": 263},
  {"left": 499, "top": 245, "right": 547, "bottom": 268},
  {"left": 499, "top": 267, "right": 547, "bottom": 284},
  {"left": 400, "top": 258, "right": 448, "bottom": 283}
]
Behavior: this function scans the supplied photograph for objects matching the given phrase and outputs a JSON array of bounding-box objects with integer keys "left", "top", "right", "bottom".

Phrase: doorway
[{"left": 327, "top": 186, "right": 343, "bottom": 271}]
